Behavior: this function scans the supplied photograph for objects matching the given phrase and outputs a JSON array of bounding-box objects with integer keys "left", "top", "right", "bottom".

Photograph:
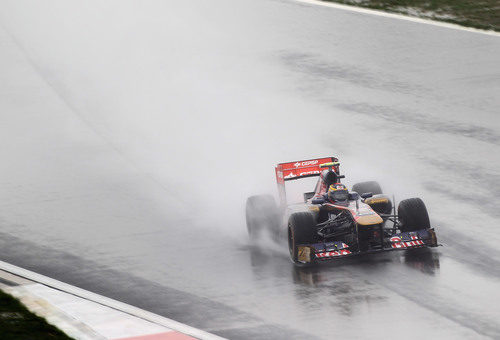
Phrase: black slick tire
[
  {"left": 398, "top": 198, "right": 430, "bottom": 232},
  {"left": 288, "top": 212, "right": 315, "bottom": 263},
  {"left": 352, "top": 181, "right": 383, "bottom": 195}
]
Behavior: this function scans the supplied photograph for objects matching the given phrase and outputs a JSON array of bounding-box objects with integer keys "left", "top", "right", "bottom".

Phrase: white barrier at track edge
[
  {"left": 294, "top": 0, "right": 500, "bottom": 37},
  {"left": 0, "top": 260, "right": 226, "bottom": 340}
]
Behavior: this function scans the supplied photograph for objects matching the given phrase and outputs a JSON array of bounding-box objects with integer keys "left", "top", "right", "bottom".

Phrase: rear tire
[
  {"left": 246, "top": 195, "right": 280, "bottom": 239},
  {"left": 352, "top": 181, "right": 382, "bottom": 195},
  {"left": 398, "top": 198, "right": 430, "bottom": 232},
  {"left": 288, "top": 212, "right": 316, "bottom": 263}
]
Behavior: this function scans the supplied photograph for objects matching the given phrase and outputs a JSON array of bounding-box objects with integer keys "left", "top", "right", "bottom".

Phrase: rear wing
[{"left": 275, "top": 156, "right": 338, "bottom": 206}]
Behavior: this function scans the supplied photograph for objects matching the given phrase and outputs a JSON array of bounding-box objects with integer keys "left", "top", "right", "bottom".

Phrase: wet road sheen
[{"left": 0, "top": 0, "right": 499, "bottom": 339}]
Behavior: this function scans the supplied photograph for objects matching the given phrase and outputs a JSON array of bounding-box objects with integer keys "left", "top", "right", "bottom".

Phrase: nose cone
[{"left": 355, "top": 214, "right": 383, "bottom": 226}]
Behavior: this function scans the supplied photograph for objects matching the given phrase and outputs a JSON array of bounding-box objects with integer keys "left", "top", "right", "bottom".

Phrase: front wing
[{"left": 297, "top": 228, "right": 438, "bottom": 264}]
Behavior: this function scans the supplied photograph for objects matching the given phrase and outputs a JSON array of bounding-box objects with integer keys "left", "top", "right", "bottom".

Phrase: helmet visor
[{"left": 330, "top": 189, "right": 349, "bottom": 201}]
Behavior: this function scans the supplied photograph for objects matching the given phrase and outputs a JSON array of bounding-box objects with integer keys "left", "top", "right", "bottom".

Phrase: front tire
[
  {"left": 288, "top": 212, "right": 315, "bottom": 263},
  {"left": 398, "top": 198, "right": 430, "bottom": 232},
  {"left": 352, "top": 181, "right": 383, "bottom": 195}
]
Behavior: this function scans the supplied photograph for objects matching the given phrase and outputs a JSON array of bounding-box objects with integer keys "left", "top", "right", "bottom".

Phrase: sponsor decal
[
  {"left": 298, "top": 246, "right": 311, "bottom": 263},
  {"left": 299, "top": 170, "right": 320, "bottom": 176},
  {"left": 391, "top": 240, "right": 425, "bottom": 248},
  {"left": 283, "top": 170, "right": 320, "bottom": 179},
  {"left": 367, "top": 198, "right": 388, "bottom": 204},
  {"left": 315, "top": 249, "right": 351, "bottom": 258},
  {"left": 293, "top": 160, "right": 319, "bottom": 168}
]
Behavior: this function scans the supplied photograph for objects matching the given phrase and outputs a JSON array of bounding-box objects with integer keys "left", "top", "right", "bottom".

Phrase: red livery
[{"left": 246, "top": 156, "right": 439, "bottom": 265}]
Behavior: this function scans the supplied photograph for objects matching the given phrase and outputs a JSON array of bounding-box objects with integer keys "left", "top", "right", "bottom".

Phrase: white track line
[
  {"left": 0, "top": 260, "right": 226, "bottom": 340},
  {"left": 294, "top": 0, "right": 500, "bottom": 37}
]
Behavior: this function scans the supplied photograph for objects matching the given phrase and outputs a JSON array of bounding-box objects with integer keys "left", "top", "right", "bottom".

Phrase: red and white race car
[{"left": 246, "top": 156, "right": 438, "bottom": 265}]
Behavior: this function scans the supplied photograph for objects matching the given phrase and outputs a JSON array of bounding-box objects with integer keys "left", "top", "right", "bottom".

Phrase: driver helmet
[{"left": 328, "top": 183, "right": 349, "bottom": 202}]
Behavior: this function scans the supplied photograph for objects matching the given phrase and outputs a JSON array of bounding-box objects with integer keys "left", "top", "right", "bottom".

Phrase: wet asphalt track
[{"left": 0, "top": 0, "right": 500, "bottom": 339}]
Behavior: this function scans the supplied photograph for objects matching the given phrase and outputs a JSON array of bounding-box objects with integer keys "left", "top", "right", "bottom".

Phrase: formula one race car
[{"left": 246, "top": 156, "right": 438, "bottom": 265}]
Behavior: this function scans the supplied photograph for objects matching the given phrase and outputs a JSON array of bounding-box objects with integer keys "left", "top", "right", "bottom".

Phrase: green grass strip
[
  {"left": 0, "top": 290, "right": 74, "bottom": 340},
  {"left": 323, "top": 0, "right": 500, "bottom": 31}
]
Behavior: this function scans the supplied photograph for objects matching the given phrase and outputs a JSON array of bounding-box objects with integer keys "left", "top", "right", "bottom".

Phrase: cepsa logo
[{"left": 293, "top": 160, "right": 319, "bottom": 168}]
